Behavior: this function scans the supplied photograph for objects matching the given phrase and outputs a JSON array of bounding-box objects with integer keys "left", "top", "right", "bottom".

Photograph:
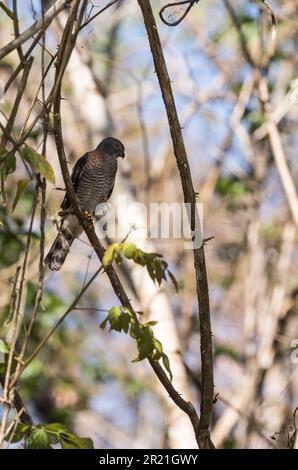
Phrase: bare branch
[{"left": 138, "top": 0, "right": 215, "bottom": 449}]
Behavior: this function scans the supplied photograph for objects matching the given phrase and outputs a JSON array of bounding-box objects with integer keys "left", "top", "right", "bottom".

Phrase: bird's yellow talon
[
  {"left": 84, "top": 211, "right": 94, "bottom": 225},
  {"left": 84, "top": 210, "right": 92, "bottom": 219}
]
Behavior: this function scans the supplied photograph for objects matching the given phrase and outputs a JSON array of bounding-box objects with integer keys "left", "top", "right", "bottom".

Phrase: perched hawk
[{"left": 45, "top": 137, "right": 125, "bottom": 271}]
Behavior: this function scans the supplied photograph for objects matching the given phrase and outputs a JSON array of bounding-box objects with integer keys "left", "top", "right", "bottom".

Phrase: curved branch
[{"left": 159, "top": 0, "right": 200, "bottom": 27}]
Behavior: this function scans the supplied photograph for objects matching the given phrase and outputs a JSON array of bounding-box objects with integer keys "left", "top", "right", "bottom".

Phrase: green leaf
[
  {"left": 99, "top": 317, "right": 109, "bottom": 330},
  {"left": 153, "top": 260, "right": 164, "bottom": 285},
  {"left": 22, "top": 144, "right": 55, "bottom": 184},
  {"left": 0, "top": 149, "right": 16, "bottom": 177},
  {"left": 61, "top": 440, "right": 79, "bottom": 449},
  {"left": 100, "top": 306, "right": 132, "bottom": 333},
  {"left": 145, "top": 321, "right": 158, "bottom": 326},
  {"left": 215, "top": 176, "right": 250, "bottom": 199},
  {"left": 120, "top": 311, "right": 131, "bottom": 334},
  {"left": 153, "top": 338, "right": 163, "bottom": 356},
  {"left": 107, "top": 306, "right": 122, "bottom": 331},
  {"left": 72, "top": 437, "right": 94, "bottom": 449},
  {"left": 60, "top": 433, "right": 94, "bottom": 449},
  {"left": 0, "top": 2, "right": 14, "bottom": 20},
  {"left": 123, "top": 243, "right": 137, "bottom": 259},
  {"left": 146, "top": 261, "right": 154, "bottom": 283},
  {"left": 0, "top": 340, "right": 9, "bottom": 373},
  {"left": 133, "top": 325, "right": 154, "bottom": 362},
  {"left": 167, "top": 270, "right": 179, "bottom": 293},
  {"left": 101, "top": 304, "right": 172, "bottom": 379},
  {"left": 11, "top": 179, "right": 29, "bottom": 212},
  {"left": 44, "top": 423, "right": 69, "bottom": 434},
  {"left": 104, "top": 242, "right": 175, "bottom": 291},
  {"left": 44, "top": 423, "right": 69, "bottom": 446},
  {"left": 134, "top": 249, "right": 146, "bottom": 266},
  {"left": 0, "top": 340, "right": 9, "bottom": 355},
  {"left": 102, "top": 243, "right": 123, "bottom": 267},
  {"left": 102, "top": 244, "right": 114, "bottom": 266},
  {"left": 7, "top": 423, "right": 31, "bottom": 443},
  {"left": 28, "top": 427, "right": 50, "bottom": 449},
  {"left": 162, "top": 353, "right": 173, "bottom": 381}
]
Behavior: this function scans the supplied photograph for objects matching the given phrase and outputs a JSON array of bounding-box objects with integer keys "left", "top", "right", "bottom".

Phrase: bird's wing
[{"left": 60, "top": 153, "right": 89, "bottom": 211}]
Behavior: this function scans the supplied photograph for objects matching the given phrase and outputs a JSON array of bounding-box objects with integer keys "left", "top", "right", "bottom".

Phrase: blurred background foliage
[{"left": 0, "top": 0, "right": 298, "bottom": 449}]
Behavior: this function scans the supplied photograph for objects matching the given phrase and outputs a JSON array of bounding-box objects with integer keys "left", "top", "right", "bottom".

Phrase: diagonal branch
[
  {"left": 50, "top": 7, "right": 204, "bottom": 445},
  {"left": 53, "top": 95, "right": 204, "bottom": 447}
]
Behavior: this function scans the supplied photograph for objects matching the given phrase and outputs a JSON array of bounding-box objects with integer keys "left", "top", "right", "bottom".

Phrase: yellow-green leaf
[
  {"left": 12, "top": 179, "right": 29, "bottom": 212},
  {"left": 22, "top": 144, "right": 55, "bottom": 184},
  {"left": 123, "top": 243, "right": 137, "bottom": 259},
  {"left": 102, "top": 244, "right": 116, "bottom": 267},
  {"left": 60, "top": 434, "right": 94, "bottom": 449},
  {"left": 102, "top": 243, "right": 123, "bottom": 267},
  {"left": 0, "top": 149, "right": 16, "bottom": 177},
  {"left": 162, "top": 353, "right": 173, "bottom": 381},
  {"left": 28, "top": 428, "right": 49, "bottom": 449}
]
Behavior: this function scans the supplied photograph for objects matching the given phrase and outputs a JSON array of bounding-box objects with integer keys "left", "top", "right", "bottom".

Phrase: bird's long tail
[{"left": 44, "top": 229, "right": 74, "bottom": 271}]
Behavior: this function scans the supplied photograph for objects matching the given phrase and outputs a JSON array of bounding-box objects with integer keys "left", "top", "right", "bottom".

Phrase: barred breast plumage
[
  {"left": 45, "top": 137, "right": 125, "bottom": 271},
  {"left": 75, "top": 151, "right": 118, "bottom": 212}
]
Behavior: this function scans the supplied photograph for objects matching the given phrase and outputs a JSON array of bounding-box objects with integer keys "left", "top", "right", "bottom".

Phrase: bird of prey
[{"left": 45, "top": 137, "right": 125, "bottom": 271}]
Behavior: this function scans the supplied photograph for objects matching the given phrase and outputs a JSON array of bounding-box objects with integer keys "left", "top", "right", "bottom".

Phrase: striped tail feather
[{"left": 44, "top": 230, "right": 74, "bottom": 271}]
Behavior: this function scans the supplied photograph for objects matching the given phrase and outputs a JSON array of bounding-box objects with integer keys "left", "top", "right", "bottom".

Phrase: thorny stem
[{"left": 138, "top": 0, "right": 214, "bottom": 449}]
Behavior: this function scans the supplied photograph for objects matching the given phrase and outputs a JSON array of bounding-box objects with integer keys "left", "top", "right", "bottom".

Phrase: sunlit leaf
[
  {"left": 123, "top": 243, "right": 137, "bottom": 259},
  {"left": 44, "top": 423, "right": 69, "bottom": 434},
  {"left": 162, "top": 353, "right": 173, "bottom": 381},
  {"left": 28, "top": 428, "right": 49, "bottom": 449},
  {"left": 102, "top": 243, "right": 122, "bottom": 267},
  {"left": 22, "top": 144, "right": 55, "bottom": 184},
  {"left": 11, "top": 179, "right": 29, "bottom": 212},
  {"left": 101, "top": 305, "right": 172, "bottom": 378}
]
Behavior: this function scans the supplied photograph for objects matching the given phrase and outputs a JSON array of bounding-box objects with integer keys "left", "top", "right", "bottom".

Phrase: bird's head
[{"left": 98, "top": 137, "right": 125, "bottom": 159}]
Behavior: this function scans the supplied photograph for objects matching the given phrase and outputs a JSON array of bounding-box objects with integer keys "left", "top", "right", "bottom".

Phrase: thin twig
[
  {"left": 78, "top": 0, "right": 120, "bottom": 31},
  {"left": 0, "top": 0, "right": 73, "bottom": 61}
]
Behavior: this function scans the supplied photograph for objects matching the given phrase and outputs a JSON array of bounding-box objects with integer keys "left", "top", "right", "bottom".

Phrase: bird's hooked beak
[{"left": 119, "top": 150, "right": 125, "bottom": 159}]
